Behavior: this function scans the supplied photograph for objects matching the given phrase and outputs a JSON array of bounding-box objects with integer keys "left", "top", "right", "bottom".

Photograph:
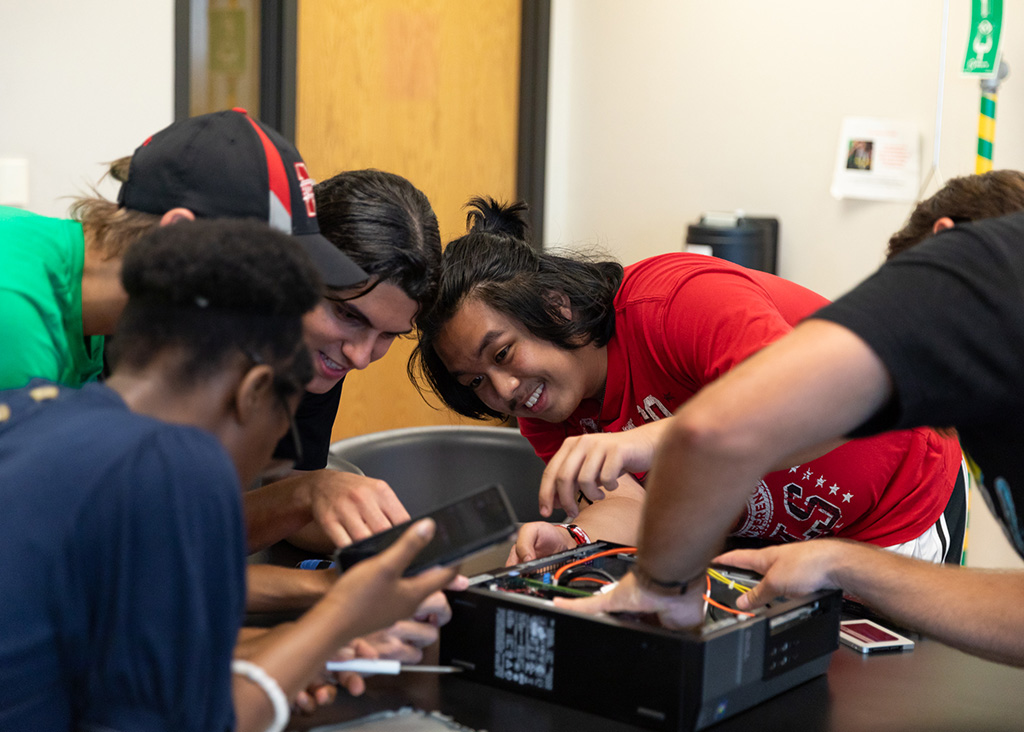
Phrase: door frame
[
  {"left": 174, "top": 0, "right": 298, "bottom": 139},
  {"left": 174, "top": 0, "right": 549, "bottom": 241}
]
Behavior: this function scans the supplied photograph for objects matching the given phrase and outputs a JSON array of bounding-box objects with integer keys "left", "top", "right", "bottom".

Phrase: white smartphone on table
[{"left": 839, "top": 618, "right": 915, "bottom": 654}]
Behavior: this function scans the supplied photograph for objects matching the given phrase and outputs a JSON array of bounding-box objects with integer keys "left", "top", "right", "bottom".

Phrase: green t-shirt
[{"left": 0, "top": 207, "right": 104, "bottom": 389}]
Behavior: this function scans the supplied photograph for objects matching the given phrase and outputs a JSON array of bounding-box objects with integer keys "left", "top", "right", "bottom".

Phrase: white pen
[{"left": 325, "top": 659, "right": 462, "bottom": 675}]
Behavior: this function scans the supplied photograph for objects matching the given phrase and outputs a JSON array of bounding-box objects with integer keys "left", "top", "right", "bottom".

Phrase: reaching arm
[
  {"left": 538, "top": 420, "right": 671, "bottom": 519},
  {"left": 510, "top": 476, "right": 646, "bottom": 564},
  {"left": 237, "top": 588, "right": 455, "bottom": 708},
  {"left": 232, "top": 519, "right": 458, "bottom": 732},
  {"left": 718, "top": 539, "right": 1024, "bottom": 667},
  {"left": 637, "top": 319, "right": 892, "bottom": 585},
  {"left": 243, "top": 469, "right": 410, "bottom": 553},
  {"left": 559, "top": 319, "right": 893, "bottom": 621},
  {"left": 245, "top": 565, "right": 334, "bottom": 612}
]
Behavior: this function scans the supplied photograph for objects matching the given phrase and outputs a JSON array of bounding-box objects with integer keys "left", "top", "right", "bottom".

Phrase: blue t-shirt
[{"left": 0, "top": 381, "right": 247, "bottom": 731}]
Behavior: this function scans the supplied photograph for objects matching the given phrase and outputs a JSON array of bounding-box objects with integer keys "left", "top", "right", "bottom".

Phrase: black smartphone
[{"left": 333, "top": 484, "right": 518, "bottom": 576}]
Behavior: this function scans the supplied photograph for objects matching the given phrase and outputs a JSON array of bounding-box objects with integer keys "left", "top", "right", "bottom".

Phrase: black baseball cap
[{"left": 117, "top": 108, "right": 367, "bottom": 290}]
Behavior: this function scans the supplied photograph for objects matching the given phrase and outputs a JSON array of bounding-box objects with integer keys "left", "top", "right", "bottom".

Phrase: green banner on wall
[{"left": 963, "top": 0, "right": 1003, "bottom": 76}]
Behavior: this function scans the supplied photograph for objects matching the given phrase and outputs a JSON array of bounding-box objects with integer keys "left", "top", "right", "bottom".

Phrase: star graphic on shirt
[
  {"left": 842, "top": 492, "right": 853, "bottom": 503},
  {"left": 816, "top": 476, "right": 826, "bottom": 487},
  {"left": 829, "top": 484, "right": 840, "bottom": 495},
  {"left": 803, "top": 470, "right": 814, "bottom": 481},
  {"left": 789, "top": 466, "right": 800, "bottom": 473}
]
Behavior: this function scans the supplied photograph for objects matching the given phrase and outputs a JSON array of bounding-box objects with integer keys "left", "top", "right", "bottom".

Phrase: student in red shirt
[{"left": 411, "top": 198, "right": 967, "bottom": 567}]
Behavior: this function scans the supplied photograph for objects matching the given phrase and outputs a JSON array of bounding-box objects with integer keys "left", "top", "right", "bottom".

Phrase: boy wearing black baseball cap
[{"left": 0, "top": 108, "right": 366, "bottom": 392}]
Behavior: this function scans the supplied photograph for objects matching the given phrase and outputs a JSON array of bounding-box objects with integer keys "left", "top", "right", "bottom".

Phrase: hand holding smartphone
[{"left": 333, "top": 484, "right": 517, "bottom": 577}]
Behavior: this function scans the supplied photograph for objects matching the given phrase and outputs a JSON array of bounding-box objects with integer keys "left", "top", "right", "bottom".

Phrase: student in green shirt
[{"left": 0, "top": 108, "right": 364, "bottom": 391}]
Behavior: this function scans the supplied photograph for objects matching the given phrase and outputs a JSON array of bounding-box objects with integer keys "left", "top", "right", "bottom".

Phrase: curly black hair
[
  {"left": 314, "top": 169, "right": 441, "bottom": 313},
  {"left": 110, "top": 218, "right": 322, "bottom": 392},
  {"left": 409, "top": 197, "right": 623, "bottom": 420}
]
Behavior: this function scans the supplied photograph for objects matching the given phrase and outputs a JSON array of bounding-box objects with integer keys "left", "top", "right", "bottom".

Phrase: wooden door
[{"left": 295, "top": 0, "right": 521, "bottom": 440}]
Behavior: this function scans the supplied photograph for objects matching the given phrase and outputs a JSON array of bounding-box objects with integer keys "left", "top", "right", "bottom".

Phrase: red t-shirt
[{"left": 519, "top": 253, "right": 960, "bottom": 547}]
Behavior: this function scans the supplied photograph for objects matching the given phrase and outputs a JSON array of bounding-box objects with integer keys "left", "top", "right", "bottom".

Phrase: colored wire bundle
[
  {"left": 704, "top": 568, "right": 754, "bottom": 618},
  {"left": 707, "top": 567, "right": 753, "bottom": 593},
  {"left": 551, "top": 546, "right": 637, "bottom": 583},
  {"left": 537, "top": 546, "right": 755, "bottom": 618}
]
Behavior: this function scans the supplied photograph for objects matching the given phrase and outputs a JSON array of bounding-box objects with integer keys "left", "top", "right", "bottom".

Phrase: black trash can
[{"left": 685, "top": 213, "right": 779, "bottom": 274}]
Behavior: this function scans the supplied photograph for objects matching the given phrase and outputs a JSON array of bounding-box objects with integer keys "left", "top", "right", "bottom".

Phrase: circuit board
[{"left": 471, "top": 543, "right": 761, "bottom": 628}]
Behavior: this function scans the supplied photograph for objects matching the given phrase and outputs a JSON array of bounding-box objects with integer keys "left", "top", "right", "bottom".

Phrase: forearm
[
  {"left": 246, "top": 564, "right": 332, "bottom": 612},
  {"left": 831, "top": 543, "right": 1024, "bottom": 666},
  {"left": 243, "top": 474, "right": 312, "bottom": 552},
  {"left": 640, "top": 422, "right": 762, "bottom": 581},
  {"left": 573, "top": 478, "right": 646, "bottom": 547},
  {"left": 234, "top": 521, "right": 456, "bottom": 732},
  {"left": 639, "top": 320, "right": 893, "bottom": 584},
  {"left": 232, "top": 594, "right": 368, "bottom": 732}
]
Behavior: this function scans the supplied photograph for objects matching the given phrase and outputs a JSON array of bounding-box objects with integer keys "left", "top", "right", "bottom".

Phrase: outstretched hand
[
  {"left": 538, "top": 424, "right": 663, "bottom": 519},
  {"left": 325, "top": 519, "right": 459, "bottom": 641},
  {"left": 552, "top": 569, "right": 707, "bottom": 630},
  {"left": 506, "top": 521, "right": 576, "bottom": 565},
  {"left": 303, "top": 470, "right": 411, "bottom": 548},
  {"left": 715, "top": 540, "right": 847, "bottom": 611}
]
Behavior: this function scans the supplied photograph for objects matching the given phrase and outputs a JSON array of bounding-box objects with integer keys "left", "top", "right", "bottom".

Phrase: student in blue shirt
[{"left": 0, "top": 219, "right": 457, "bottom": 732}]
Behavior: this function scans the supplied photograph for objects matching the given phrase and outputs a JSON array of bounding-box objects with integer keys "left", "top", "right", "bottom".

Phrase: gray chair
[{"left": 327, "top": 425, "right": 564, "bottom": 524}]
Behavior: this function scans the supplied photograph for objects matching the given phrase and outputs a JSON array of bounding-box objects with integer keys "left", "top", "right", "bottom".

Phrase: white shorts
[{"left": 883, "top": 457, "right": 969, "bottom": 565}]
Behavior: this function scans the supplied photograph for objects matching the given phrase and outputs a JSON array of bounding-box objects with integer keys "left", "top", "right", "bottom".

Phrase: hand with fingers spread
[
  {"left": 243, "top": 469, "right": 411, "bottom": 554},
  {"left": 323, "top": 518, "right": 459, "bottom": 641},
  {"left": 276, "top": 468, "right": 411, "bottom": 556},
  {"left": 715, "top": 540, "right": 847, "bottom": 612},
  {"left": 538, "top": 421, "right": 667, "bottom": 519},
  {"left": 552, "top": 568, "right": 707, "bottom": 630},
  {"left": 303, "top": 470, "right": 411, "bottom": 548}
]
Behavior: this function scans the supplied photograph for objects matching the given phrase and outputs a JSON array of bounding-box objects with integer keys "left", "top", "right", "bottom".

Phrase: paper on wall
[{"left": 830, "top": 117, "right": 920, "bottom": 202}]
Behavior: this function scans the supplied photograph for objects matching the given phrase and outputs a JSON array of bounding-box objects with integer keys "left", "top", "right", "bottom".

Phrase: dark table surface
[
  {"left": 259, "top": 542, "right": 1024, "bottom": 732},
  {"left": 289, "top": 635, "right": 1024, "bottom": 732}
]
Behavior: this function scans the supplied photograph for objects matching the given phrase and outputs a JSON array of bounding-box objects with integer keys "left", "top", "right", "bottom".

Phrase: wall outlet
[{"left": 0, "top": 158, "right": 30, "bottom": 207}]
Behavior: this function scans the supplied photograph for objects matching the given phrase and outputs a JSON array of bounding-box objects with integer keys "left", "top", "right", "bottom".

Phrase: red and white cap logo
[{"left": 294, "top": 162, "right": 317, "bottom": 218}]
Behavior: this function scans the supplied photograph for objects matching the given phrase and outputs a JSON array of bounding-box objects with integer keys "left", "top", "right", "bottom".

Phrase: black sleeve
[
  {"left": 273, "top": 378, "right": 344, "bottom": 470},
  {"left": 813, "top": 215, "right": 1024, "bottom": 437}
]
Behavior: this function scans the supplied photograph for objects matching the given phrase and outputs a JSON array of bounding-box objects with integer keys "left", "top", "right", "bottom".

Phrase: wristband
[
  {"left": 560, "top": 523, "right": 592, "bottom": 546},
  {"left": 231, "top": 659, "right": 290, "bottom": 732},
  {"left": 632, "top": 565, "right": 706, "bottom": 596}
]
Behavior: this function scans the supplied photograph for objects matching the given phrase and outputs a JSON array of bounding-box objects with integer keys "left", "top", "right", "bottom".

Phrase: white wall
[
  {"left": 0, "top": 1, "right": 175, "bottom": 217},
  {"left": 545, "top": 1, "right": 1024, "bottom": 299},
  {"left": 545, "top": 0, "right": 1024, "bottom": 569}
]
